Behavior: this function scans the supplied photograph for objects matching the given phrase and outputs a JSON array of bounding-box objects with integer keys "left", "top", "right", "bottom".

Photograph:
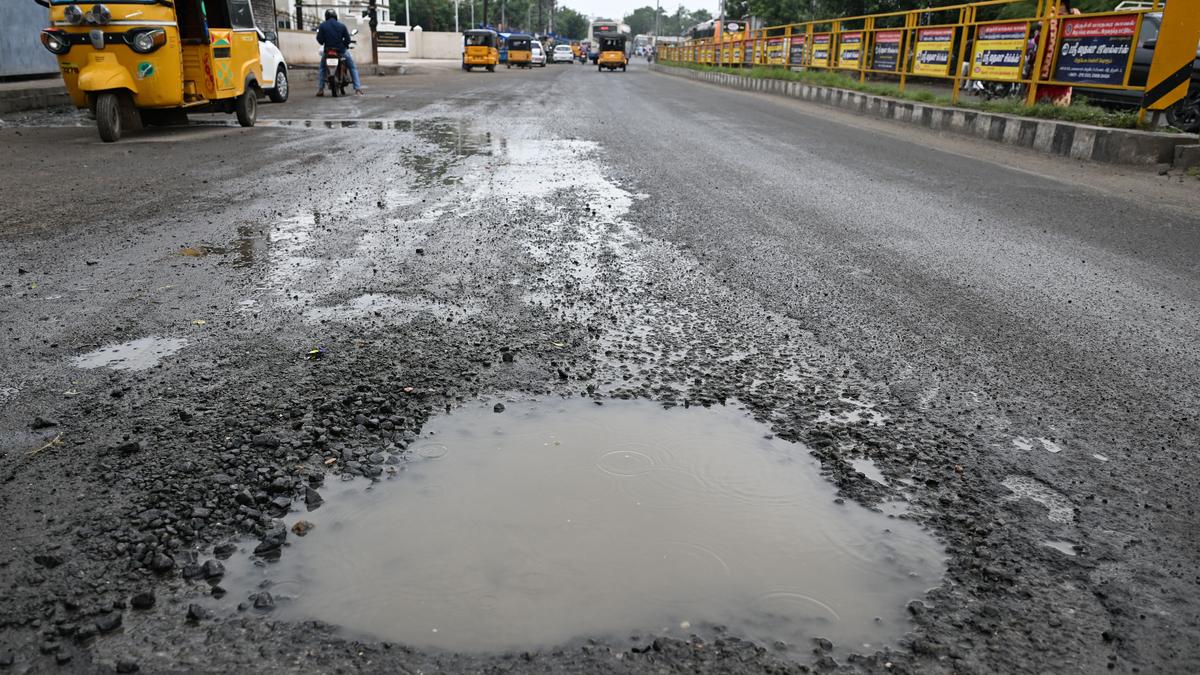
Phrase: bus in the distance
[{"left": 587, "top": 19, "right": 630, "bottom": 62}]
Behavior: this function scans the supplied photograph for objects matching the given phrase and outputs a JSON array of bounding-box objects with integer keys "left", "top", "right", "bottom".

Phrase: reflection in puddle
[
  {"left": 1042, "top": 540, "right": 1077, "bottom": 556},
  {"left": 178, "top": 226, "right": 263, "bottom": 267},
  {"left": 220, "top": 400, "right": 944, "bottom": 656},
  {"left": 71, "top": 336, "right": 188, "bottom": 371},
  {"left": 851, "top": 458, "right": 887, "bottom": 485},
  {"left": 305, "top": 293, "right": 479, "bottom": 324},
  {"left": 1002, "top": 475, "right": 1075, "bottom": 523}
]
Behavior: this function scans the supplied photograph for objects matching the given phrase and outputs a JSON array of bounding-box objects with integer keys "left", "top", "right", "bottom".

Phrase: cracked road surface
[{"left": 1, "top": 60, "right": 1199, "bottom": 673}]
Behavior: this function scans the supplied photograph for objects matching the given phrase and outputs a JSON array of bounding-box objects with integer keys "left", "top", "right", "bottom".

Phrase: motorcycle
[{"left": 324, "top": 31, "right": 358, "bottom": 97}]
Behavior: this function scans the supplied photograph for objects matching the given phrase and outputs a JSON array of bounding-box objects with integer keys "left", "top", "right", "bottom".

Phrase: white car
[
  {"left": 257, "top": 30, "right": 290, "bottom": 103},
  {"left": 552, "top": 44, "right": 574, "bottom": 64},
  {"left": 531, "top": 41, "right": 547, "bottom": 67}
]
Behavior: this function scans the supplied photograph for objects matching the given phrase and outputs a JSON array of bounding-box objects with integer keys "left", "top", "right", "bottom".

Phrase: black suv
[{"left": 1074, "top": 13, "right": 1200, "bottom": 132}]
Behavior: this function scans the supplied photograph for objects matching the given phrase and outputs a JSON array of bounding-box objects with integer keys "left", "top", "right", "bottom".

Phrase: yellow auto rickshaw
[
  {"left": 462, "top": 29, "right": 499, "bottom": 72},
  {"left": 597, "top": 34, "right": 628, "bottom": 72},
  {"left": 506, "top": 34, "right": 533, "bottom": 69},
  {"left": 35, "top": 0, "right": 265, "bottom": 142}
]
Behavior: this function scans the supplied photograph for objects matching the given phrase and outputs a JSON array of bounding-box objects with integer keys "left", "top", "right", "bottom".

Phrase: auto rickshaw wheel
[
  {"left": 95, "top": 92, "right": 123, "bottom": 143},
  {"left": 486, "top": 65, "right": 495, "bottom": 72},
  {"left": 235, "top": 87, "right": 257, "bottom": 128}
]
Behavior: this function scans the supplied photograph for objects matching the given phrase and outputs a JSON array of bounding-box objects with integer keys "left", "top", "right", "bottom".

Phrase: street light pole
[{"left": 455, "top": 0, "right": 460, "bottom": 32}]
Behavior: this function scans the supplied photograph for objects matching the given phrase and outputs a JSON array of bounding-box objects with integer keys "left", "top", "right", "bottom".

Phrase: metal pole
[
  {"left": 471, "top": 0, "right": 475, "bottom": 27},
  {"left": 405, "top": 0, "right": 410, "bottom": 28},
  {"left": 455, "top": 0, "right": 459, "bottom": 33}
]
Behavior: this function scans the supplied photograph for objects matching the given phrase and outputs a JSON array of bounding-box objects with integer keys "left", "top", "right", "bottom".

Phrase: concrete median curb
[
  {"left": 651, "top": 63, "right": 1195, "bottom": 167},
  {"left": 0, "top": 81, "right": 71, "bottom": 115}
]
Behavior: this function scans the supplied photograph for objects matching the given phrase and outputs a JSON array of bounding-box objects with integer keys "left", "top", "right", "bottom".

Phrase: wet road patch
[
  {"left": 71, "top": 337, "right": 188, "bottom": 371},
  {"left": 219, "top": 399, "right": 944, "bottom": 657}
]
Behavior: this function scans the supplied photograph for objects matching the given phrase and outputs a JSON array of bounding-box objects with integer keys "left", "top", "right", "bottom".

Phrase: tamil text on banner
[
  {"left": 1053, "top": 14, "right": 1138, "bottom": 85},
  {"left": 812, "top": 33, "right": 832, "bottom": 67},
  {"left": 972, "top": 23, "right": 1027, "bottom": 81},
  {"left": 767, "top": 37, "right": 786, "bottom": 65},
  {"left": 873, "top": 30, "right": 902, "bottom": 72},
  {"left": 913, "top": 28, "right": 953, "bottom": 76},
  {"left": 789, "top": 35, "right": 807, "bottom": 65},
  {"left": 839, "top": 32, "right": 863, "bottom": 69}
]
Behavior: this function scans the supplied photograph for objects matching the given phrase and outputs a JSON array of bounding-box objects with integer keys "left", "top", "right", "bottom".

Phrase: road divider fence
[{"left": 657, "top": 0, "right": 1198, "bottom": 123}]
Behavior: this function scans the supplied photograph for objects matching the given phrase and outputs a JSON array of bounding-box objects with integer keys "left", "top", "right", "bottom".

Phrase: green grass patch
[{"left": 658, "top": 60, "right": 1145, "bottom": 130}]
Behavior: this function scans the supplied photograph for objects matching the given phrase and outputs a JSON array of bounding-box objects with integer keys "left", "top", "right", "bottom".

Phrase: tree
[
  {"left": 623, "top": 6, "right": 661, "bottom": 35},
  {"left": 556, "top": 6, "right": 589, "bottom": 39}
]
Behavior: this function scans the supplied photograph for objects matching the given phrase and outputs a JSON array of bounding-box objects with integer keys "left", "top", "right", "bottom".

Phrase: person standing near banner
[{"left": 1034, "top": 0, "right": 1082, "bottom": 105}]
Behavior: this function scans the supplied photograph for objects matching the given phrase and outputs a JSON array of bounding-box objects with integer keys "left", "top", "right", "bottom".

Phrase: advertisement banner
[
  {"left": 744, "top": 39, "right": 755, "bottom": 65},
  {"left": 789, "top": 35, "right": 807, "bottom": 65},
  {"left": 873, "top": 30, "right": 902, "bottom": 72},
  {"left": 721, "top": 43, "right": 731, "bottom": 64},
  {"left": 838, "top": 32, "right": 863, "bottom": 69},
  {"left": 767, "top": 37, "right": 786, "bottom": 65},
  {"left": 913, "top": 27, "right": 953, "bottom": 76},
  {"left": 971, "top": 22, "right": 1027, "bottom": 81},
  {"left": 812, "top": 33, "right": 832, "bottom": 67},
  {"left": 1052, "top": 14, "right": 1138, "bottom": 85},
  {"left": 732, "top": 42, "right": 743, "bottom": 63}
]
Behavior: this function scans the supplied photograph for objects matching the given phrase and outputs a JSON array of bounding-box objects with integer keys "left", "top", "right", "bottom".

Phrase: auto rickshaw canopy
[
  {"left": 598, "top": 34, "right": 626, "bottom": 52},
  {"left": 464, "top": 29, "right": 499, "bottom": 48},
  {"left": 506, "top": 34, "right": 532, "bottom": 50}
]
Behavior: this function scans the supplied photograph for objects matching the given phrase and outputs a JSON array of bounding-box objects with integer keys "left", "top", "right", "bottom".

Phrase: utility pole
[
  {"left": 455, "top": 0, "right": 459, "bottom": 32},
  {"left": 368, "top": 0, "right": 378, "bottom": 65},
  {"left": 482, "top": 0, "right": 489, "bottom": 29},
  {"left": 654, "top": 0, "right": 660, "bottom": 39},
  {"left": 501, "top": 0, "right": 506, "bottom": 31},
  {"left": 295, "top": 0, "right": 303, "bottom": 30},
  {"left": 405, "top": 0, "right": 410, "bottom": 28},
  {"left": 471, "top": 0, "right": 475, "bottom": 27}
]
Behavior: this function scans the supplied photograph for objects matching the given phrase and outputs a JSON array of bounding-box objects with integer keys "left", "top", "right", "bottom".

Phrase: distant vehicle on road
[
  {"left": 462, "top": 29, "right": 500, "bottom": 72},
  {"left": 531, "top": 40, "right": 547, "bottom": 67},
  {"left": 597, "top": 34, "right": 629, "bottom": 72},
  {"left": 589, "top": 19, "right": 630, "bottom": 63},
  {"left": 506, "top": 34, "right": 533, "bottom": 69},
  {"left": 552, "top": 45, "right": 574, "bottom": 64}
]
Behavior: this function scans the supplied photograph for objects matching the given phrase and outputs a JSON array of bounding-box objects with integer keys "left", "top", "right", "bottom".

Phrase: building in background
[
  {"left": 2, "top": 2, "right": 60, "bottom": 77},
  {"left": 272, "top": 0, "right": 390, "bottom": 31}
]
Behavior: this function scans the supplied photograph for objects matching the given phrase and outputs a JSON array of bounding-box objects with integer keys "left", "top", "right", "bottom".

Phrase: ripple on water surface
[{"left": 220, "top": 400, "right": 945, "bottom": 656}]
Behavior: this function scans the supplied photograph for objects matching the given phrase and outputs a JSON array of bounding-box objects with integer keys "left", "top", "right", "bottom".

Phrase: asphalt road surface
[{"left": 1, "top": 59, "right": 1198, "bottom": 673}]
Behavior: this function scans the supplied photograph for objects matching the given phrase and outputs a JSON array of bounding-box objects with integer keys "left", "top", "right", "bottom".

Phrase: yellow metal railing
[{"left": 658, "top": 0, "right": 1168, "bottom": 113}]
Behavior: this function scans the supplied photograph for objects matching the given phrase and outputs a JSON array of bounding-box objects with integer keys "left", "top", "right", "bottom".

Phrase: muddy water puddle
[
  {"left": 221, "top": 399, "right": 944, "bottom": 656},
  {"left": 71, "top": 336, "right": 188, "bottom": 371}
]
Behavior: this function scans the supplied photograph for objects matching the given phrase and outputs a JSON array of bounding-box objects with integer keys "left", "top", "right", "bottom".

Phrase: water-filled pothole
[
  {"left": 71, "top": 336, "right": 188, "bottom": 371},
  {"left": 220, "top": 399, "right": 944, "bottom": 656}
]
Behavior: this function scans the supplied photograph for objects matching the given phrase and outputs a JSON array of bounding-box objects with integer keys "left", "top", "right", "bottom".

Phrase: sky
[{"left": 565, "top": 0, "right": 721, "bottom": 24}]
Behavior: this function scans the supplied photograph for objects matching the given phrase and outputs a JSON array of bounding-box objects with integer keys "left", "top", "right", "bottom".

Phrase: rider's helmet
[{"left": 325, "top": 9, "right": 337, "bottom": 19}]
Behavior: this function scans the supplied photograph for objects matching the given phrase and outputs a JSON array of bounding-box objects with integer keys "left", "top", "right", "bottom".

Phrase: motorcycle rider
[{"left": 316, "top": 9, "right": 362, "bottom": 96}]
